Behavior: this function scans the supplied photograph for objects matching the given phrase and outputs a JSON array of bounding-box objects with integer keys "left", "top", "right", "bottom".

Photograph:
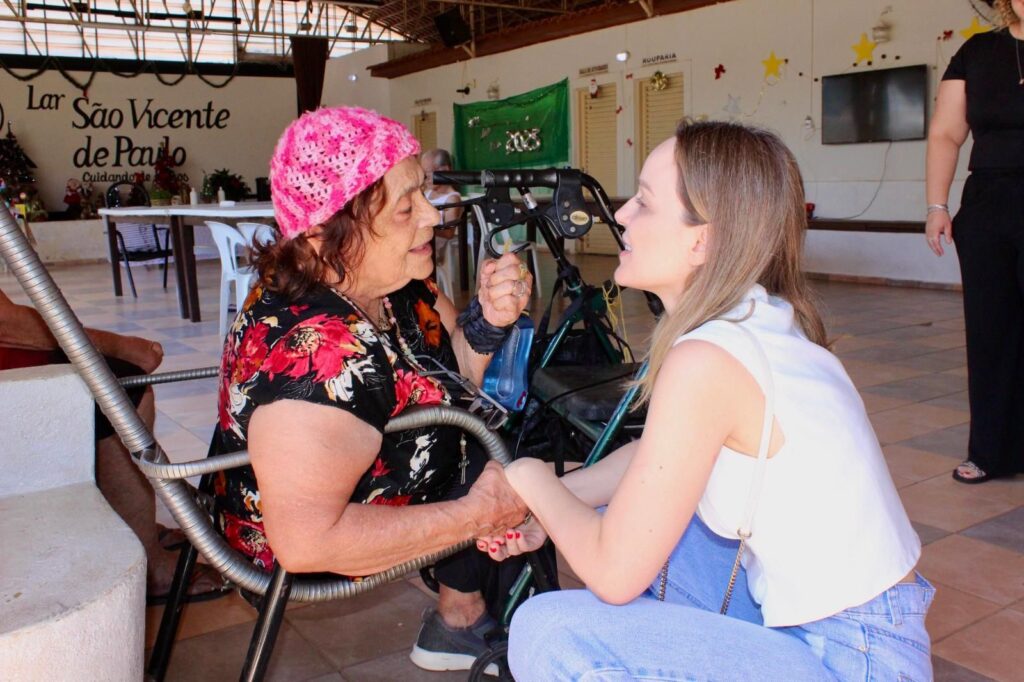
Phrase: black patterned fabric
[{"left": 214, "top": 278, "right": 462, "bottom": 569}]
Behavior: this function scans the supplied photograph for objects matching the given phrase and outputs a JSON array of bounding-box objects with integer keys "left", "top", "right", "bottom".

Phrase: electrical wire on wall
[{"left": 828, "top": 140, "right": 893, "bottom": 219}]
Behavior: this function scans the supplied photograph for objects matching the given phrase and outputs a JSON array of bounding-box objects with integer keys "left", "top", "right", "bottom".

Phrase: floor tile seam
[
  {"left": 957, "top": 508, "right": 1024, "bottom": 536},
  {"left": 278, "top": 614, "right": 352, "bottom": 675},
  {"left": 927, "top": 582, "right": 1004, "bottom": 645},
  {"left": 862, "top": 385, "right": 965, "bottom": 401},
  {"left": 283, "top": 604, "right": 416, "bottom": 670},
  {"left": 923, "top": 572, "right": 1024, "bottom": 609},
  {"left": 931, "top": 610, "right": 1024, "bottom": 677}
]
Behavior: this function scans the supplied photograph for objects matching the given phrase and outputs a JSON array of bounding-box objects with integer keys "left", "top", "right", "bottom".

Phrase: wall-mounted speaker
[{"left": 434, "top": 8, "right": 472, "bottom": 48}]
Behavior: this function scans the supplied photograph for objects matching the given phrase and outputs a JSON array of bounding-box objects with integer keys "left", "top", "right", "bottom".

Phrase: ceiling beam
[
  {"left": 431, "top": 0, "right": 567, "bottom": 15},
  {"left": 369, "top": 0, "right": 727, "bottom": 78}
]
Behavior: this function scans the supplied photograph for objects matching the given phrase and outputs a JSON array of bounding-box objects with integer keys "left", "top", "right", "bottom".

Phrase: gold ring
[
  {"left": 518, "top": 263, "right": 529, "bottom": 280},
  {"left": 514, "top": 279, "right": 528, "bottom": 297}
]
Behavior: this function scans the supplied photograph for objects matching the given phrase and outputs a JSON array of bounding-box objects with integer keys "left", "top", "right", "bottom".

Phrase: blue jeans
[{"left": 508, "top": 516, "right": 934, "bottom": 681}]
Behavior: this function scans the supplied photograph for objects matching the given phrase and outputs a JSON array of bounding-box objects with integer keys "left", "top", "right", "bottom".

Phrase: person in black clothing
[{"left": 925, "top": 0, "right": 1024, "bottom": 483}]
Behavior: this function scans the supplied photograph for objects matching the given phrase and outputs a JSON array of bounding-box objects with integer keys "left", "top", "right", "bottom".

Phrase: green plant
[
  {"left": 204, "top": 168, "right": 251, "bottom": 201},
  {"left": 150, "top": 187, "right": 173, "bottom": 205}
]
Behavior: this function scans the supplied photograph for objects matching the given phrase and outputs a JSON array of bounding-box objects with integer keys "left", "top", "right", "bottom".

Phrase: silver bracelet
[{"left": 926, "top": 203, "right": 949, "bottom": 214}]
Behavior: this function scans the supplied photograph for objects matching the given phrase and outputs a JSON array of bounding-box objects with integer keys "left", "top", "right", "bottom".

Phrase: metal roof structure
[{"left": 0, "top": 0, "right": 723, "bottom": 70}]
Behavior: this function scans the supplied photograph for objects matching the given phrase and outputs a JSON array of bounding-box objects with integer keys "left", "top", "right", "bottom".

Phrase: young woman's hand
[{"left": 476, "top": 515, "right": 548, "bottom": 561}]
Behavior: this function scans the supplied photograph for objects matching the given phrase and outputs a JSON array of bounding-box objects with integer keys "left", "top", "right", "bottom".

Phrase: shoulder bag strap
[{"left": 719, "top": 309, "right": 775, "bottom": 613}]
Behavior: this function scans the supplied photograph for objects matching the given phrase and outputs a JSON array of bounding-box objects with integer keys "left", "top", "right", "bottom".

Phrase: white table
[{"left": 99, "top": 202, "right": 274, "bottom": 322}]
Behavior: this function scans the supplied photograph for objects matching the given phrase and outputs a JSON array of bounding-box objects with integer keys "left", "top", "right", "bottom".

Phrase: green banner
[{"left": 452, "top": 79, "right": 569, "bottom": 171}]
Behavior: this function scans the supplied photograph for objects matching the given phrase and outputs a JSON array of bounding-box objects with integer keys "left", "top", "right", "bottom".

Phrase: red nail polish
[
  {"left": 489, "top": 546, "right": 497, "bottom": 552},
  {"left": 506, "top": 532, "right": 514, "bottom": 539},
  {"left": 515, "top": 531, "right": 522, "bottom": 539}
]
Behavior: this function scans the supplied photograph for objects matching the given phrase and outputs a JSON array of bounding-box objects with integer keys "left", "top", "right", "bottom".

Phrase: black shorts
[{"left": 45, "top": 350, "right": 147, "bottom": 441}]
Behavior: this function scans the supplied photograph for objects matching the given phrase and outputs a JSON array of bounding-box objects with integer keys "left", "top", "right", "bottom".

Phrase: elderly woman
[{"left": 213, "top": 107, "right": 532, "bottom": 672}]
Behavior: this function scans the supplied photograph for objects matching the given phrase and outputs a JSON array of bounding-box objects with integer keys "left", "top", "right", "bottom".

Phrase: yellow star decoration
[
  {"left": 960, "top": 16, "right": 992, "bottom": 40},
  {"left": 851, "top": 33, "right": 877, "bottom": 64},
  {"left": 762, "top": 51, "right": 784, "bottom": 80}
]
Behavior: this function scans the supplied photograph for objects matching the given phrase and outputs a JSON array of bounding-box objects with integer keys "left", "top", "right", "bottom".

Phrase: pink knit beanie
[{"left": 269, "top": 106, "right": 421, "bottom": 240}]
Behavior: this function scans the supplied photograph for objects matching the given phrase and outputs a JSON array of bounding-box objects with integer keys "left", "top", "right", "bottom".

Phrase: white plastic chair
[
  {"left": 470, "top": 204, "right": 542, "bottom": 298},
  {"left": 236, "top": 222, "right": 277, "bottom": 249},
  {"left": 433, "top": 207, "right": 477, "bottom": 300},
  {"left": 205, "top": 221, "right": 257, "bottom": 339}
]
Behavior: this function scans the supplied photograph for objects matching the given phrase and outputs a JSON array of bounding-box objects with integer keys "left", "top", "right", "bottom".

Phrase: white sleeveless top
[{"left": 674, "top": 285, "right": 920, "bottom": 627}]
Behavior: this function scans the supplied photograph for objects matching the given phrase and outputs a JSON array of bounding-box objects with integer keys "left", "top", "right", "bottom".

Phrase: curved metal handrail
[{"left": 0, "top": 208, "right": 510, "bottom": 602}]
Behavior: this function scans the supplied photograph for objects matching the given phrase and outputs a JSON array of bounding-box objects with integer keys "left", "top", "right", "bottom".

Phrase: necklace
[
  {"left": 1015, "top": 36, "right": 1024, "bottom": 86},
  {"left": 380, "top": 296, "right": 428, "bottom": 373},
  {"left": 1016, "top": 33, "right": 1023, "bottom": 86},
  {"left": 349, "top": 292, "right": 466, "bottom": 482}
]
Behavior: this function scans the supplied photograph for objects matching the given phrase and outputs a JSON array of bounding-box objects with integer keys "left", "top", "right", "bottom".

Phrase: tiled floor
[{"left": 3, "top": 256, "right": 1023, "bottom": 681}]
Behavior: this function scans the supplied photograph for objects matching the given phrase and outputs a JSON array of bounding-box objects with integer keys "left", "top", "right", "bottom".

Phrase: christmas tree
[{"left": 0, "top": 124, "right": 47, "bottom": 221}]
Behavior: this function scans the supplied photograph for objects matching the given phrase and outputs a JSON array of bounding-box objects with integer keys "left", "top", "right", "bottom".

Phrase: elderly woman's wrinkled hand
[
  {"left": 478, "top": 252, "right": 533, "bottom": 328},
  {"left": 465, "top": 460, "right": 530, "bottom": 535}
]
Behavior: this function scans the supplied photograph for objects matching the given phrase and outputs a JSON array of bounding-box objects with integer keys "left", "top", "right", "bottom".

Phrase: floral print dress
[{"left": 214, "top": 278, "right": 461, "bottom": 570}]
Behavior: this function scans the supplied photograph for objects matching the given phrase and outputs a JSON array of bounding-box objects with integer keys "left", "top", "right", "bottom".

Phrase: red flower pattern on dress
[
  {"left": 263, "top": 314, "right": 364, "bottom": 382},
  {"left": 369, "top": 494, "right": 412, "bottom": 507},
  {"left": 370, "top": 457, "right": 392, "bottom": 478},
  {"left": 391, "top": 368, "right": 446, "bottom": 416},
  {"left": 415, "top": 299, "right": 442, "bottom": 348},
  {"left": 218, "top": 321, "right": 271, "bottom": 431},
  {"left": 233, "top": 322, "right": 271, "bottom": 385},
  {"left": 215, "top": 281, "right": 460, "bottom": 572},
  {"left": 222, "top": 512, "right": 274, "bottom": 570}
]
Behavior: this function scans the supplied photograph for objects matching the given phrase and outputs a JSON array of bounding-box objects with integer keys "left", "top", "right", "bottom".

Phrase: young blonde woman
[{"left": 480, "top": 121, "right": 933, "bottom": 680}]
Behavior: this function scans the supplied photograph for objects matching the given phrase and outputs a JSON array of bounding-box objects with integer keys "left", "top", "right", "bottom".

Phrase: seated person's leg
[
  {"left": 92, "top": 360, "right": 226, "bottom": 600},
  {"left": 412, "top": 440, "right": 505, "bottom": 672},
  {"left": 507, "top": 589, "right": 830, "bottom": 682}
]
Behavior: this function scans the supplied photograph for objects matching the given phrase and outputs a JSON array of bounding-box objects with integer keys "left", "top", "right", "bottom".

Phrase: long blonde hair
[{"left": 637, "top": 120, "right": 828, "bottom": 405}]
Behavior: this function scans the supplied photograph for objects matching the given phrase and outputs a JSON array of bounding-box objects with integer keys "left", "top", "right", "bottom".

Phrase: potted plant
[
  {"left": 205, "top": 168, "right": 251, "bottom": 202},
  {"left": 150, "top": 187, "right": 173, "bottom": 206}
]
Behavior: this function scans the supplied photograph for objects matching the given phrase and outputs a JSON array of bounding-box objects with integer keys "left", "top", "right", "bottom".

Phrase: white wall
[
  {"left": 369, "top": 0, "right": 976, "bottom": 213},
  {"left": 0, "top": 72, "right": 297, "bottom": 211},
  {"left": 3, "top": 0, "right": 982, "bottom": 283},
  {"left": 327, "top": 0, "right": 981, "bottom": 284},
  {"left": 323, "top": 44, "right": 392, "bottom": 114},
  {"left": 0, "top": 365, "right": 146, "bottom": 680}
]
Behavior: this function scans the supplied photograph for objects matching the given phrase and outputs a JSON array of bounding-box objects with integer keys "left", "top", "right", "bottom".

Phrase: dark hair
[
  {"left": 254, "top": 178, "right": 387, "bottom": 301},
  {"left": 424, "top": 148, "right": 454, "bottom": 168}
]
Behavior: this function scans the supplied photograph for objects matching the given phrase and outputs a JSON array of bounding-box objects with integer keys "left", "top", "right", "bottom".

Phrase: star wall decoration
[
  {"left": 762, "top": 51, "right": 784, "bottom": 80},
  {"left": 959, "top": 16, "right": 991, "bottom": 40},
  {"left": 851, "top": 33, "right": 876, "bottom": 64}
]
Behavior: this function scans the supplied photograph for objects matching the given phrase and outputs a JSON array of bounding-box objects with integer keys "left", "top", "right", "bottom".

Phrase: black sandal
[{"left": 952, "top": 461, "right": 991, "bottom": 484}]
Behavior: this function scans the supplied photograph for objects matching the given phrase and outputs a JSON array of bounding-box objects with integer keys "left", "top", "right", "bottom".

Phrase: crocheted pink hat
[{"left": 270, "top": 106, "right": 421, "bottom": 240}]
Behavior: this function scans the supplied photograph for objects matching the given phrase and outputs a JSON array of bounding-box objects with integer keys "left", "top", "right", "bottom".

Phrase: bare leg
[
  {"left": 437, "top": 584, "right": 487, "bottom": 628},
  {"left": 94, "top": 388, "right": 220, "bottom": 594},
  {"left": 94, "top": 388, "right": 162, "bottom": 586}
]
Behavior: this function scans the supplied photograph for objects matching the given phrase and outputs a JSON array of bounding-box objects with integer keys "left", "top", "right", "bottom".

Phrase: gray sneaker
[{"left": 409, "top": 607, "right": 504, "bottom": 675}]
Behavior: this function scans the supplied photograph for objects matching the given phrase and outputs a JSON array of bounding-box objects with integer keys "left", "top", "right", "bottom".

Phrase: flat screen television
[{"left": 821, "top": 64, "right": 928, "bottom": 144}]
